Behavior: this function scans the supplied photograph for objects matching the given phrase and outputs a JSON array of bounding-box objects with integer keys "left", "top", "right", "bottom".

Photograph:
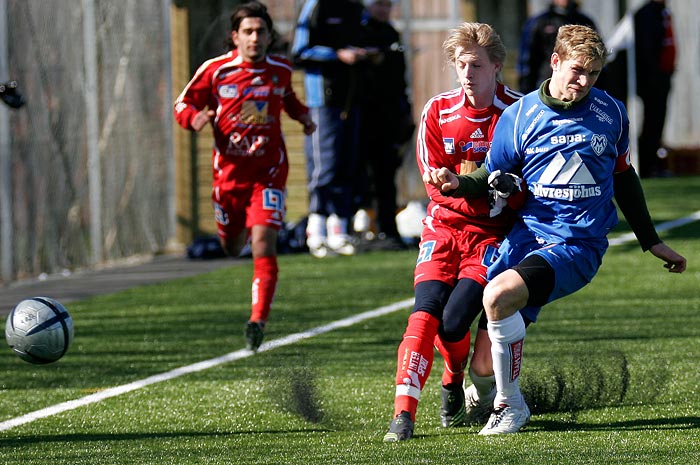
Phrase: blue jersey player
[{"left": 423, "top": 24, "right": 686, "bottom": 435}]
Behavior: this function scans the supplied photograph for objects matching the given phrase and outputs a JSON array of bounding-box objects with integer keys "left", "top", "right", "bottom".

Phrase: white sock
[
  {"left": 306, "top": 213, "right": 327, "bottom": 248},
  {"left": 488, "top": 313, "right": 526, "bottom": 409},
  {"left": 468, "top": 368, "right": 495, "bottom": 399},
  {"left": 326, "top": 214, "right": 348, "bottom": 239}
]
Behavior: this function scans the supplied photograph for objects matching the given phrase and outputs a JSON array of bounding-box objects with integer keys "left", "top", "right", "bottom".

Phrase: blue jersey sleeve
[{"left": 486, "top": 100, "right": 522, "bottom": 175}]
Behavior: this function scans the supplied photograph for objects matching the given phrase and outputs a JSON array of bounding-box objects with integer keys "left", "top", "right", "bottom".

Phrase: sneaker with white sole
[
  {"left": 478, "top": 402, "right": 530, "bottom": 435},
  {"left": 464, "top": 384, "right": 496, "bottom": 425},
  {"left": 327, "top": 234, "right": 356, "bottom": 256},
  {"left": 307, "top": 236, "right": 334, "bottom": 258}
]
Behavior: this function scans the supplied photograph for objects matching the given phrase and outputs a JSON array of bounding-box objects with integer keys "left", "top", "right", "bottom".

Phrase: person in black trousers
[
  {"left": 356, "top": 0, "right": 414, "bottom": 249},
  {"left": 634, "top": 0, "right": 676, "bottom": 178}
]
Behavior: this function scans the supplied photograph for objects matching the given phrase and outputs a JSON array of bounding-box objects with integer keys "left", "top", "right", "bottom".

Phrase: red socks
[
  {"left": 434, "top": 331, "right": 471, "bottom": 387},
  {"left": 393, "top": 312, "right": 440, "bottom": 421},
  {"left": 249, "top": 256, "right": 278, "bottom": 323}
]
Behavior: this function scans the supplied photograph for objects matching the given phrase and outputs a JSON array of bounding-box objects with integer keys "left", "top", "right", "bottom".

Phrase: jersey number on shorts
[
  {"left": 262, "top": 188, "right": 285, "bottom": 213},
  {"left": 417, "top": 240, "right": 436, "bottom": 265},
  {"left": 481, "top": 244, "right": 499, "bottom": 267}
]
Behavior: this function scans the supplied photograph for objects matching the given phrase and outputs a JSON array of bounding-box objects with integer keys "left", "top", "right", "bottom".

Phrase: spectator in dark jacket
[
  {"left": 355, "top": 0, "right": 414, "bottom": 249},
  {"left": 517, "top": 0, "right": 596, "bottom": 93},
  {"left": 291, "top": 0, "right": 370, "bottom": 258}
]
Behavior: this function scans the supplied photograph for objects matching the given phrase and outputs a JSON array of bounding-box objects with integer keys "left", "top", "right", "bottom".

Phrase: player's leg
[
  {"left": 384, "top": 221, "right": 458, "bottom": 442},
  {"left": 479, "top": 254, "right": 550, "bottom": 435},
  {"left": 463, "top": 314, "right": 496, "bottom": 425},
  {"left": 480, "top": 239, "right": 603, "bottom": 434},
  {"left": 212, "top": 190, "right": 248, "bottom": 258},
  {"left": 435, "top": 278, "right": 483, "bottom": 428},
  {"left": 384, "top": 281, "right": 450, "bottom": 442},
  {"left": 243, "top": 183, "right": 285, "bottom": 352},
  {"left": 244, "top": 224, "right": 278, "bottom": 352}
]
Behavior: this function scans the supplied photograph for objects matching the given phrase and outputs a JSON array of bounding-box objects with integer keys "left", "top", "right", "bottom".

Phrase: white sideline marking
[
  {"left": 0, "top": 298, "right": 415, "bottom": 432},
  {"left": 608, "top": 210, "right": 700, "bottom": 246},
  {"left": 3, "top": 210, "right": 698, "bottom": 432}
]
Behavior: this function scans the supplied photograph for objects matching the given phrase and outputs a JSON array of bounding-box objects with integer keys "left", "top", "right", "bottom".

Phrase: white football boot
[
  {"left": 478, "top": 401, "right": 530, "bottom": 435},
  {"left": 464, "top": 384, "right": 496, "bottom": 425}
]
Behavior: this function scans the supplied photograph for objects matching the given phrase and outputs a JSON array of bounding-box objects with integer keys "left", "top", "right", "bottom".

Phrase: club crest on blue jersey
[
  {"left": 591, "top": 134, "right": 607, "bottom": 156},
  {"left": 443, "top": 138, "right": 455, "bottom": 154}
]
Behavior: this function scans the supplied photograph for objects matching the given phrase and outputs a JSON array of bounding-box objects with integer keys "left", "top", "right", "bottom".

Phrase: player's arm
[
  {"left": 613, "top": 166, "right": 686, "bottom": 272},
  {"left": 416, "top": 102, "right": 481, "bottom": 203},
  {"left": 174, "top": 62, "right": 214, "bottom": 131},
  {"left": 281, "top": 82, "right": 316, "bottom": 135}
]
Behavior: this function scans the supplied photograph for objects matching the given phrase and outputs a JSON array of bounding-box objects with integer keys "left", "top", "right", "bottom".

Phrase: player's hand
[
  {"left": 423, "top": 167, "right": 458, "bottom": 192},
  {"left": 301, "top": 116, "right": 317, "bottom": 135},
  {"left": 649, "top": 242, "right": 687, "bottom": 273},
  {"left": 337, "top": 47, "right": 367, "bottom": 65},
  {"left": 191, "top": 109, "right": 215, "bottom": 131},
  {"left": 488, "top": 170, "right": 522, "bottom": 198}
]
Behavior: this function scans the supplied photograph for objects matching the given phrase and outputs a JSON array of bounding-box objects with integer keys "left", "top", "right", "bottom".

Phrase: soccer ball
[{"left": 5, "top": 297, "right": 74, "bottom": 364}]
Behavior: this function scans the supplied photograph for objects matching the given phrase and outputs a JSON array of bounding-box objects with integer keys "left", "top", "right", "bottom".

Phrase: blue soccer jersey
[{"left": 487, "top": 87, "right": 630, "bottom": 246}]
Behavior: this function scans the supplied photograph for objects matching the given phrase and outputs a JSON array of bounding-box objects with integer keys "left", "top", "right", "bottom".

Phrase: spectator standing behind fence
[
  {"left": 173, "top": 2, "right": 316, "bottom": 352},
  {"left": 355, "top": 0, "right": 414, "bottom": 250},
  {"left": 291, "top": 0, "right": 370, "bottom": 258},
  {"left": 517, "top": 0, "right": 596, "bottom": 93},
  {"left": 634, "top": 0, "right": 676, "bottom": 178}
]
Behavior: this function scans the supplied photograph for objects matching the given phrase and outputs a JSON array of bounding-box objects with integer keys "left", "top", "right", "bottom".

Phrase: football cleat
[
  {"left": 244, "top": 320, "right": 265, "bottom": 352},
  {"left": 478, "top": 402, "right": 530, "bottom": 435},
  {"left": 383, "top": 411, "right": 414, "bottom": 443},
  {"left": 440, "top": 384, "right": 466, "bottom": 428},
  {"left": 464, "top": 384, "right": 496, "bottom": 425}
]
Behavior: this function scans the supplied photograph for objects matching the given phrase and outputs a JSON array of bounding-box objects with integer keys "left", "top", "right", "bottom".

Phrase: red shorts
[
  {"left": 211, "top": 163, "right": 288, "bottom": 241},
  {"left": 414, "top": 220, "right": 501, "bottom": 288}
]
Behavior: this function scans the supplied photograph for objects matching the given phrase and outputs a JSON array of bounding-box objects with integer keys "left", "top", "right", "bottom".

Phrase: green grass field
[{"left": 1, "top": 177, "right": 700, "bottom": 464}]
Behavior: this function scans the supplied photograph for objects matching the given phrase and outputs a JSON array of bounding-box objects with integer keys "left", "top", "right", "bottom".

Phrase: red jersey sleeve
[
  {"left": 173, "top": 59, "right": 216, "bottom": 131},
  {"left": 281, "top": 82, "right": 309, "bottom": 122},
  {"left": 416, "top": 97, "right": 477, "bottom": 212}
]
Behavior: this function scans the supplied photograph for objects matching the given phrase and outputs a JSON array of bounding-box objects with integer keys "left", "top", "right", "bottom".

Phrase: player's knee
[
  {"left": 220, "top": 235, "right": 246, "bottom": 257},
  {"left": 482, "top": 274, "right": 525, "bottom": 321}
]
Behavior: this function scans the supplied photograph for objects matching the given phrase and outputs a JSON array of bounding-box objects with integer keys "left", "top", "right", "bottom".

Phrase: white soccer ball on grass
[{"left": 5, "top": 297, "right": 74, "bottom": 364}]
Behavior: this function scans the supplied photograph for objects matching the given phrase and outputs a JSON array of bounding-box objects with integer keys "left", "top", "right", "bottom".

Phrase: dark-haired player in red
[
  {"left": 174, "top": 1, "right": 316, "bottom": 352},
  {"left": 384, "top": 22, "right": 523, "bottom": 442}
]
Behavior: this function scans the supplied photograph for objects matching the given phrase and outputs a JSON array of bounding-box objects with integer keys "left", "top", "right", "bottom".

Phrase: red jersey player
[
  {"left": 384, "top": 23, "right": 522, "bottom": 442},
  {"left": 174, "top": 1, "right": 316, "bottom": 352}
]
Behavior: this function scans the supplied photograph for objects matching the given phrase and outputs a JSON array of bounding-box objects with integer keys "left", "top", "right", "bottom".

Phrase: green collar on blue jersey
[{"left": 538, "top": 79, "right": 588, "bottom": 111}]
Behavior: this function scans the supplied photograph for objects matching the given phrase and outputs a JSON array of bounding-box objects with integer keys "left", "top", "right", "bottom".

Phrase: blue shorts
[{"left": 487, "top": 223, "right": 607, "bottom": 322}]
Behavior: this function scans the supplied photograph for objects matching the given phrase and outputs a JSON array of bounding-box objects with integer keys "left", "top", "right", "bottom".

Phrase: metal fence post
[
  {"left": 82, "top": 0, "right": 103, "bottom": 265},
  {"left": 0, "top": 0, "right": 13, "bottom": 282}
]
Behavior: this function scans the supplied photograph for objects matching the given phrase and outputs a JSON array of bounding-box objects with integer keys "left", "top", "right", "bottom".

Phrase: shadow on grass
[
  {"left": 531, "top": 415, "right": 700, "bottom": 432},
  {"left": 522, "top": 350, "right": 659, "bottom": 415},
  {"left": 0, "top": 428, "right": 335, "bottom": 447}
]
